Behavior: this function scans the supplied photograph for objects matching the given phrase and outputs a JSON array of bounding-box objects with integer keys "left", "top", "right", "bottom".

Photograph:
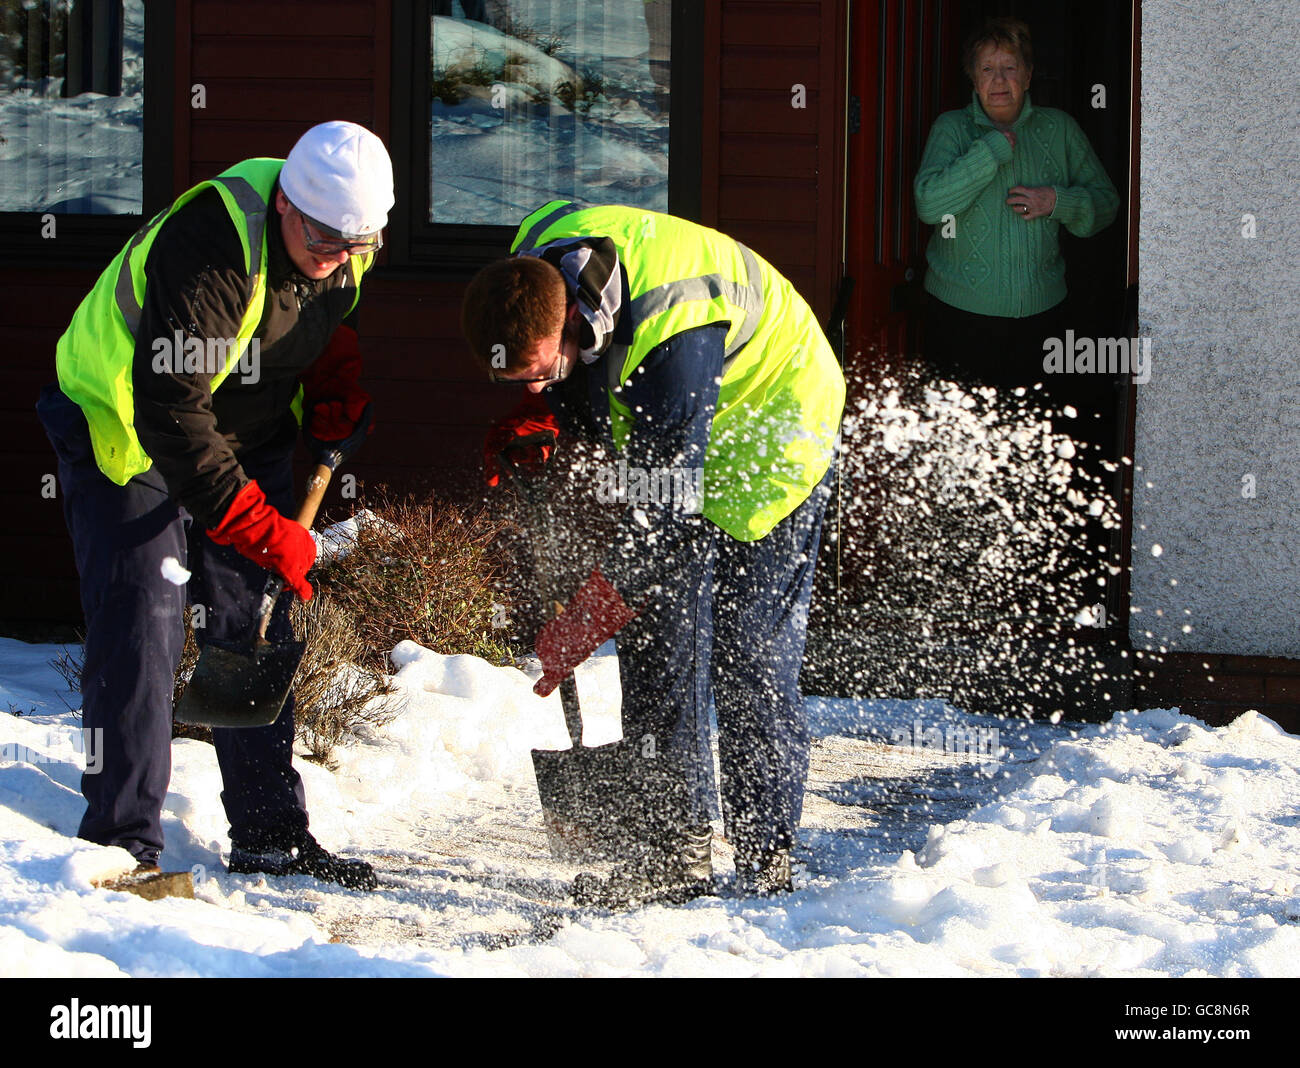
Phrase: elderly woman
[{"left": 914, "top": 17, "right": 1119, "bottom": 392}]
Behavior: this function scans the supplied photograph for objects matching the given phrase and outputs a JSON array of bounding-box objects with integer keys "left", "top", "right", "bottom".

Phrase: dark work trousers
[
  {"left": 613, "top": 468, "right": 833, "bottom": 858},
  {"left": 923, "top": 295, "right": 1066, "bottom": 402},
  {"left": 37, "top": 385, "right": 308, "bottom": 865}
]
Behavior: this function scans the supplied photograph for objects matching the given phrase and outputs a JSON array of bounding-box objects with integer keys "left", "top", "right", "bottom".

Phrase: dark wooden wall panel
[
  {"left": 720, "top": 135, "right": 819, "bottom": 179},
  {"left": 192, "top": 40, "right": 376, "bottom": 79},
  {"left": 725, "top": 8, "right": 822, "bottom": 46},
  {"left": 706, "top": 0, "right": 845, "bottom": 323},
  {"left": 191, "top": 3, "right": 375, "bottom": 35},
  {"left": 190, "top": 82, "right": 374, "bottom": 122},
  {"left": 0, "top": 265, "right": 102, "bottom": 621},
  {"left": 187, "top": 0, "right": 385, "bottom": 175},
  {"left": 722, "top": 92, "right": 824, "bottom": 134}
]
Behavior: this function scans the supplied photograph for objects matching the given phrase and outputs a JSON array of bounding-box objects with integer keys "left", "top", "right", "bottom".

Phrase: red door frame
[{"left": 842, "top": 0, "right": 957, "bottom": 383}]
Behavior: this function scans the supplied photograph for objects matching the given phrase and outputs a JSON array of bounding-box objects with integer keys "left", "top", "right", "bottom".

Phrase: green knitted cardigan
[{"left": 914, "top": 93, "right": 1120, "bottom": 318}]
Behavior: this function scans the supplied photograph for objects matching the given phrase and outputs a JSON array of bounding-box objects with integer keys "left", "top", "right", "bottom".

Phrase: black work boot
[
  {"left": 735, "top": 848, "right": 795, "bottom": 897},
  {"left": 573, "top": 824, "right": 714, "bottom": 909},
  {"left": 228, "top": 832, "right": 378, "bottom": 891}
]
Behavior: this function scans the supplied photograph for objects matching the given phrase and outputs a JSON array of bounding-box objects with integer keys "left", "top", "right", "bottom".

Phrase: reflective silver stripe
[
  {"left": 212, "top": 175, "right": 269, "bottom": 282},
  {"left": 112, "top": 177, "right": 269, "bottom": 336},
  {"left": 515, "top": 201, "right": 579, "bottom": 252},
  {"left": 114, "top": 208, "right": 168, "bottom": 335},
  {"left": 628, "top": 243, "right": 766, "bottom": 364}
]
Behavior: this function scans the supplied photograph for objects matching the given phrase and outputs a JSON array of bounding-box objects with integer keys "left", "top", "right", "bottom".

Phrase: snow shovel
[
  {"left": 175, "top": 449, "right": 342, "bottom": 730},
  {"left": 499, "top": 433, "right": 633, "bottom": 862}
]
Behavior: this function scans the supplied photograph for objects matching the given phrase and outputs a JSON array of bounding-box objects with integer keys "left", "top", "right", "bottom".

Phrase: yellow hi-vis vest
[
  {"left": 512, "top": 201, "right": 845, "bottom": 541},
  {"left": 54, "top": 158, "right": 372, "bottom": 485}
]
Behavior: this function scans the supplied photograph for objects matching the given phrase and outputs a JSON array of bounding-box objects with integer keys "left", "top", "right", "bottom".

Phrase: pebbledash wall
[{"left": 1130, "top": 0, "right": 1300, "bottom": 728}]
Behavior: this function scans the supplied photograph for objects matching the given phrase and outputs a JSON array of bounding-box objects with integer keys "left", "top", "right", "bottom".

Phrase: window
[
  {"left": 1, "top": 0, "right": 144, "bottom": 213},
  {"left": 390, "top": 0, "right": 701, "bottom": 272},
  {"left": 429, "top": 0, "right": 671, "bottom": 225},
  {"left": 3, "top": 0, "right": 173, "bottom": 267}
]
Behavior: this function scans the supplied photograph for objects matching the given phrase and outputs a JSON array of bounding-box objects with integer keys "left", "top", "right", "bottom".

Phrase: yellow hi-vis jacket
[
  {"left": 54, "top": 158, "right": 371, "bottom": 485},
  {"left": 512, "top": 201, "right": 845, "bottom": 541}
]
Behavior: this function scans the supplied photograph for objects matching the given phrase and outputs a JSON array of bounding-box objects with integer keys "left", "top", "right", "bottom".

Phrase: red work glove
[
  {"left": 300, "top": 324, "right": 373, "bottom": 462},
  {"left": 534, "top": 567, "right": 638, "bottom": 697},
  {"left": 310, "top": 395, "right": 371, "bottom": 442},
  {"left": 484, "top": 393, "right": 560, "bottom": 487},
  {"left": 207, "top": 480, "right": 317, "bottom": 602}
]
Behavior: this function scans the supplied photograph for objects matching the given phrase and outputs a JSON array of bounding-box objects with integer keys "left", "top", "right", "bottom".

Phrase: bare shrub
[
  {"left": 313, "top": 492, "right": 520, "bottom": 670},
  {"left": 288, "top": 594, "right": 397, "bottom": 769},
  {"left": 49, "top": 637, "right": 85, "bottom": 717}
]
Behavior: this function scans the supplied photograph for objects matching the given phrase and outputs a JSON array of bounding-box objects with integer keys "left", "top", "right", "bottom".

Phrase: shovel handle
[
  {"left": 558, "top": 676, "right": 583, "bottom": 748},
  {"left": 498, "top": 434, "right": 588, "bottom": 749},
  {"left": 254, "top": 459, "right": 337, "bottom": 641},
  {"left": 297, "top": 460, "right": 336, "bottom": 530}
]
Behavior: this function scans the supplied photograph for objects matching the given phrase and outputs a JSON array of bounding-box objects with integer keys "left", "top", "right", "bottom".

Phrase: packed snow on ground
[
  {"left": 1, "top": 622, "right": 1297, "bottom": 978},
  {"left": 313, "top": 508, "right": 403, "bottom": 565}
]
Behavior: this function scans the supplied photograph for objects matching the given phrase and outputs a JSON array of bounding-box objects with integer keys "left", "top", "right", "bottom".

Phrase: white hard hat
[{"left": 280, "top": 121, "right": 394, "bottom": 239}]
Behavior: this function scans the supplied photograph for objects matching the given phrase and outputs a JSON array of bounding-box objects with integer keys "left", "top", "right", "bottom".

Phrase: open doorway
[{"left": 813, "top": 0, "right": 1137, "bottom": 715}]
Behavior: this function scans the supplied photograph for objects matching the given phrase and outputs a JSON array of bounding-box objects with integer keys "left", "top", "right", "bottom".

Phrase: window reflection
[
  {"left": 0, "top": 0, "right": 144, "bottom": 214},
  {"left": 429, "top": 0, "right": 670, "bottom": 225}
]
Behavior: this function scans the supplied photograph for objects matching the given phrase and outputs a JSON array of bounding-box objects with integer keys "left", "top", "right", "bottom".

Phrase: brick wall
[{"left": 1132, "top": 651, "right": 1300, "bottom": 734}]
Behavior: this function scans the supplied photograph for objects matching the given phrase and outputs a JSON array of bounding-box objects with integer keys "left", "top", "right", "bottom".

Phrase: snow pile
[
  {"left": 875, "top": 707, "right": 1300, "bottom": 976},
  {"left": 1, "top": 635, "right": 1297, "bottom": 977},
  {"left": 331, "top": 639, "right": 621, "bottom": 810},
  {"left": 313, "top": 509, "right": 403, "bottom": 564}
]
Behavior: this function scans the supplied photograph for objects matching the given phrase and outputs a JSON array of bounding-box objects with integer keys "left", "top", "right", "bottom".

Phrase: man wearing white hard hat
[{"left": 36, "top": 121, "right": 394, "bottom": 890}]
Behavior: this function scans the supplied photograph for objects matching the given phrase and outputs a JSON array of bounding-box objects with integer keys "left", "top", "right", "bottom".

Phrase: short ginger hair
[
  {"left": 963, "top": 16, "right": 1033, "bottom": 81},
  {"left": 461, "top": 255, "right": 567, "bottom": 374}
]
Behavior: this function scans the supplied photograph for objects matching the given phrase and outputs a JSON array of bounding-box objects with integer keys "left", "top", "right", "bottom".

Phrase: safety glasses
[
  {"left": 488, "top": 326, "right": 571, "bottom": 384},
  {"left": 296, "top": 208, "right": 383, "bottom": 257}
]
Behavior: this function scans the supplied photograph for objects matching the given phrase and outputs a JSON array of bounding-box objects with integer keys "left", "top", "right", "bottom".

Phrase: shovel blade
[
  {"left": 531, "top": 740, "right": 632, "bottom": 862},
  {"left": 174, "top": 639, "right": 305, "bottom": 729}
]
